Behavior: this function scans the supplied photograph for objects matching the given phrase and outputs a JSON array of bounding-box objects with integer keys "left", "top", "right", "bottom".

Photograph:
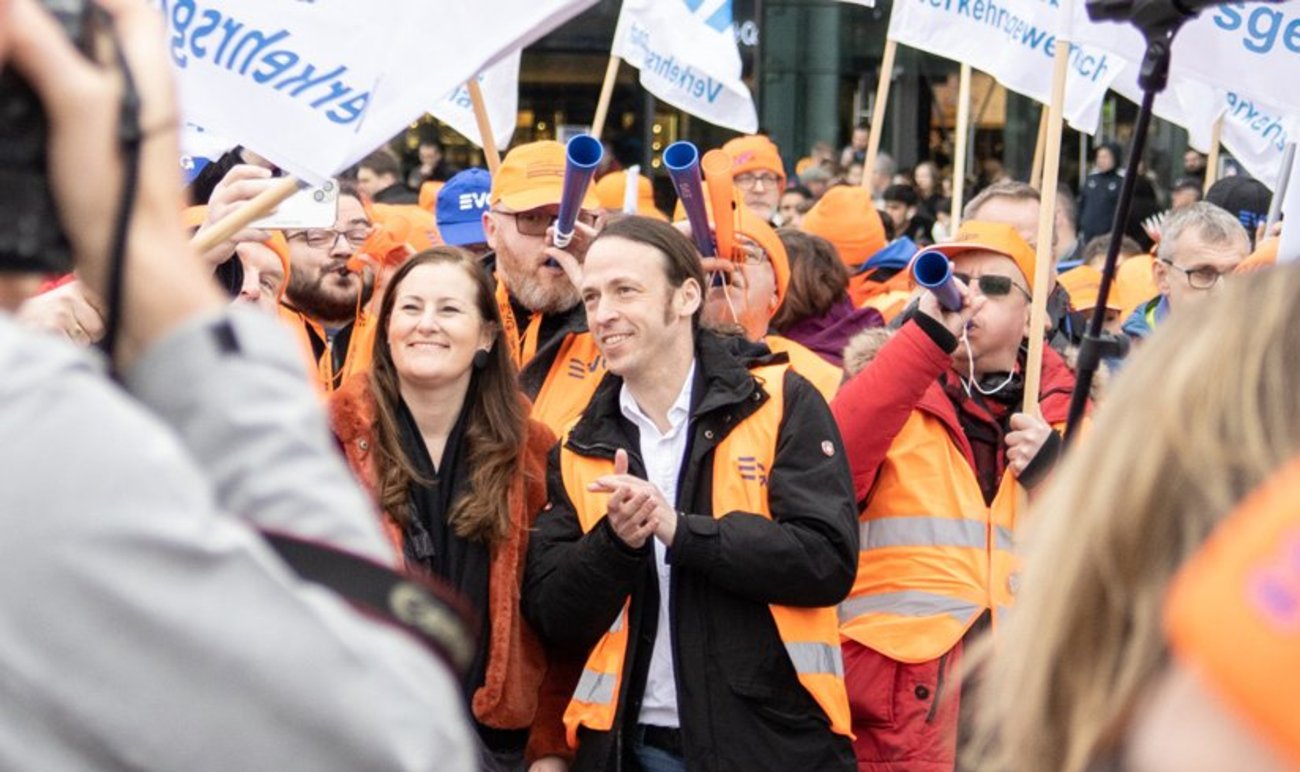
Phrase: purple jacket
[{"left": 779, "top": 297, "right": 884, "bottom": 367}]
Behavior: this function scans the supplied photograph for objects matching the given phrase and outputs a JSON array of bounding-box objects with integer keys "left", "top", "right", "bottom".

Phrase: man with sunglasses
[
  {"left": 481, "top": 141, "right": 605, "bottom": 432},
  {"left": 278, "top": 181, "right": 378, "bottom": 393},
  {"left": 830, "top": 221, "right": 1078, "bottom": 772},
  {"left": 1123, "top": 202, "right": 1249, "bottom": 342}
]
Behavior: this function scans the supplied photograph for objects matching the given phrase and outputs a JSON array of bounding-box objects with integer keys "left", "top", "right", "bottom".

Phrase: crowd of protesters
[{"left": 5, "top": 1, "right": 1300, "bottom": 771}]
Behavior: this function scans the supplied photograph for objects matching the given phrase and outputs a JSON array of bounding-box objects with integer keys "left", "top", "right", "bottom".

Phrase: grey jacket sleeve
[
  {"left": 0, "top": 311, "right": 475, "bottom": 772},
  {"left": 123, "top": 309, "right": 393, "bottom": 563}
]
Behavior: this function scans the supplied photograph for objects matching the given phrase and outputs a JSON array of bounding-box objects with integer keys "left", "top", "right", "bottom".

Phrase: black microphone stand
[{"left": 1064, "top": 0, "right": 1204, "bottom": 442}]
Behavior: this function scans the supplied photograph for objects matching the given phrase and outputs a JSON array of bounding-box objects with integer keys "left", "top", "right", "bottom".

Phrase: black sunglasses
[{"left": 953, "top": 272, "right": 1031, "bottom": 300}]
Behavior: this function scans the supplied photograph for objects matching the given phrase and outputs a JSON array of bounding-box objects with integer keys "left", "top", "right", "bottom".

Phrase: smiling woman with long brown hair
[{"left": 330, "top": 247, "right": 571, "bottom": 771}]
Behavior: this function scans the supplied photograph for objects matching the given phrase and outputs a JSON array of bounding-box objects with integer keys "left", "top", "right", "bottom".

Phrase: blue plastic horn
[
  {"left": 912, "top": 250, "right": 962, "bottom": 312},
  {"left": 663, "top": 141, "right": 716, "bottom": 257},
  {"left": 553, "top": 134, "right": 604, "bottom": 249}
]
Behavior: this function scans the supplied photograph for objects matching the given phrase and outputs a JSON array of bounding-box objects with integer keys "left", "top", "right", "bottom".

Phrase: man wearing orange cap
[
  {"left": 722, "top": 134, "right": 787, "bottom": 224},
  {"left": 831, "top": 222, "right": 1077, "bottom": 772},
  {"left": 697, "top": 207, "right": 845, "bottom": 402},
  {"left": 482, "top": 140, "right": 605, "bottom": 432}
]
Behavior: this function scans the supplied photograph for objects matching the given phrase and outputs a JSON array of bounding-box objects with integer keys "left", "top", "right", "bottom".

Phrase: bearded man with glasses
[
  {"left": 280, "top": 181, "right": 378, "bottom": 393},
  {"left": 1123, "top": 202, "right": 1250, "bottom": 343},
  {"left": 480, "top": 141, "right": 605, "bottom": 433}
]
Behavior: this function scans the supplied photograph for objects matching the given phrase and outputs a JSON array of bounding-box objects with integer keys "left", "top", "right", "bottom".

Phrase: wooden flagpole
[
  {"left": 467, "top": 79, "right": 502, "bottom": 176},
  {"left": 591, "top": 55, "right": 622, "bottom": 142},
  {"left": 950, "top": 63, "right": 973, "bottom": 229},
  {"left": 863, "top": 38, "right": 899, "bottom": 191}
]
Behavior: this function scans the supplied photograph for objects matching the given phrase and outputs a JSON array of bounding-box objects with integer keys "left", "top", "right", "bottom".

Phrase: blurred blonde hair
[{"left": 965, "top": 266, "right": 1300, "bottom": 772}]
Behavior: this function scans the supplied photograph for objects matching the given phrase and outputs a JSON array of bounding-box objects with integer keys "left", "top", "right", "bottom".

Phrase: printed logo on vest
[
  {"left": 567, "top": 354, "right": 605, "bottom": 380},
  {"left": 737, "top": 455, "right": 768, "bottom": 486}
]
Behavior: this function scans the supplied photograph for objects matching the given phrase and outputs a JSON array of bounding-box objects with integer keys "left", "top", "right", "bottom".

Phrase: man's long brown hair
[{"left": 369, "top": 247, "right": 525, "bottom": 546}]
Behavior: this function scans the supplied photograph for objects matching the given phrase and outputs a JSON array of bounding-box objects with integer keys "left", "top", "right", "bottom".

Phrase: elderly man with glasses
[
  {"left": 722, "top": 135, "right": 788, "bottom": 224},
  {"left": 1123, "top": 202, "right": 1250, "bottom": 342}
]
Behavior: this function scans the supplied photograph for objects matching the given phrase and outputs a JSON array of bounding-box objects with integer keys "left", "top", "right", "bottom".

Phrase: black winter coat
[{"left": 522, "top": 332, "right": 858, "bottom": 772}]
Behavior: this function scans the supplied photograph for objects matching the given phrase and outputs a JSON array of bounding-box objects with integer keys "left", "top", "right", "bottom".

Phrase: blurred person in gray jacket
[{"left": 0, "top": 1, "right": 476, "bottom": 769}]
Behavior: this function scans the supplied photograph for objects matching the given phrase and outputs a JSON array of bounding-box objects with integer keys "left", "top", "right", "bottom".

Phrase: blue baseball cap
[{"left": 436, "top": 168, "right": 492, "bottom": 247}]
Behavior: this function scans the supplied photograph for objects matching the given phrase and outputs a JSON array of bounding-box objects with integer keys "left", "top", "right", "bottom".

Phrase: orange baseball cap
[
  {"left": 490, "top": 140, "right": 600, "bottom": 213},
  {"left": 1165, "top": 455, "right": 1300, "bottom": 769},
  {"left": 722, "top": 135, "right": 786, "bottom": 188},
  {"left": 1115, "top": 253, "right": 1159, "bottom": 319},
  {"left": 594, "top": 171, "right": 668, "bottom": 221},
  {"left": 800, "top": 186, "right": 887, "bottom": 269},
  {"left": 917, "top": 220, "right": 1037, "bottom": 290},
  {"left": 1058, "top": 265, "right": 1121, "bottom": 312}
]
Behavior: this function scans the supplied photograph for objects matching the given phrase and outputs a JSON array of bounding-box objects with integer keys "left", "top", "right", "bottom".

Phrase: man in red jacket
[{"left": 831, "top": 221, "right": 1076, "bottom": 771}]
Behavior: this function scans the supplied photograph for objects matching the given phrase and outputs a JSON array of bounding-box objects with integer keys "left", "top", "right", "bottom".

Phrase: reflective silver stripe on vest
[
  {"left": 573, "top": 668, "right": 617, "bottom": 706},
  {"left": 994, "top": 525, "right": 1015, "bottom": 551},
  {"left": 837, "top": 590, "right": 982, "bottom": 625},
  {"left": 785, "top": 641, "right": 845, "bottom": 677},
  {"left": 859, "top": 517, "right": 1015, "bottom": 552},
  {"left": 609, "top": 608, "right": 625, "bottom": 634}
]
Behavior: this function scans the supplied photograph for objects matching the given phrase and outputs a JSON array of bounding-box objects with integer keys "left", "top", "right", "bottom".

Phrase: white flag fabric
[
  {"left": 431, "top": 51, "right": 521, "bottom": 152},
  {"left": 1072, "top": 2, "right": 1300, "bottom": 110},
  {"left": 886, "top": 0, "right": 1120, "bottom": 132},
  {"left": 840, "top": 0, "right": 878, "bottom": 7},
  {"left": 158, "top": 0, "right": 598, "bottom": 182},
  {"left": 1078, "top": 4, "right": 1300, "bottom": 190},
  {"left": 611, "top": 0, "right": 758, "bottom": 134}
]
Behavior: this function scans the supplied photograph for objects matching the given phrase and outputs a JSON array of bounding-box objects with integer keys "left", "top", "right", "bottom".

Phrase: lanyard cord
[{"left": 95, "top": 31, "right": 144, "bottom": 374}]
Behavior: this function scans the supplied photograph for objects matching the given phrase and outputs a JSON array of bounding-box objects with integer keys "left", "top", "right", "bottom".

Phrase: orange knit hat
[
  {"left": 594, "top": 171, "right": 668, "bottom": 221},
  {"left": 261, "top": 232, "right": 291, "bottom": 299},
  {"left": 722, "top": 135, "right": 786, "bottom": 189},
  {"left": 800, "top": 186, "right": 887, "bottom": 269},
  {"left": 1165, "top": 455, "right": 1300, "bottom": 769}
]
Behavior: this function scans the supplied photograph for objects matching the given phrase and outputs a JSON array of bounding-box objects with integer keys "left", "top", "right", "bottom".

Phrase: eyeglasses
[
  {"left": 286, "top": 227, "right": 373, "bottom": 249},
  {"left": 954, "top": 272, "right": 1031, "bottom": 300},
  {"left": 496, "top": 210, "right": 598, "bottom": 237},
  {"left": 733, "top": 172, "right": 781, "bottom": 189},
  {"left": 1160, "top": 259, "right": 1230, "bottom": 290}
]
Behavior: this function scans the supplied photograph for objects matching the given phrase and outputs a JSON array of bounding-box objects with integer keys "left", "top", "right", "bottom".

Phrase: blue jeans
[{"left": 633, "top": 726, "right": 687, "bottom": 772}]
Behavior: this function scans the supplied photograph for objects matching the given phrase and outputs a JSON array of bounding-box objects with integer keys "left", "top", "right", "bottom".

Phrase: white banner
[
  {"left": 887, "top": 0, "right": 1120, "bottom": 132},
  {"left": 158, "top": 0, "right": 598, "bottom": 182},
  {"left": 431, "top": 51, "right": 521, "bottom": 151},
  {"left": 1072, "top": 2, "right": 1300, "bottom": 110},
  {"left": 612, "top": 0, "right": 758, "bottom": 134}
]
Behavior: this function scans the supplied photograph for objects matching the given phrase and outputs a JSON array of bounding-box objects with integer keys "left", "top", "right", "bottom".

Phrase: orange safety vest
[
  {"left": 495, "top": 278, "right": 606, "bottom": 433},
  {"left": 558, "top": 364, "right": 852, "bottom": 747},
  {"left": 278, "top": 304, "right": 377, "bottom": 395},
  {"left": 839, "top": 411, "right": 1057, "bottom": 664},
  {"left": 850, "top": 269, "right": 914, "bottom": 323},
  {"left": 765, "top": 334, "right": 844, "bottom": 402}
]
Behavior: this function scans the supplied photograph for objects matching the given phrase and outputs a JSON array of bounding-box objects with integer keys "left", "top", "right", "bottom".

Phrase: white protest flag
[
  {"left": 159, "top": 0, "right": 599, "bottom": 183},
  {"left": 887, "top": 0, "right": 1119, "bottom": 132},
  {"left": 431, "top": 50, "right": 521, "bottom": 151},
  {"left": 840, "top": 0, "right": 878, "bottom": 6},
  {"left": 1217, "top": 92, "right": 1298, "bottom": 187},
  {"left": 611, "top": 0, "right": 758, "bottom": 134}
]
